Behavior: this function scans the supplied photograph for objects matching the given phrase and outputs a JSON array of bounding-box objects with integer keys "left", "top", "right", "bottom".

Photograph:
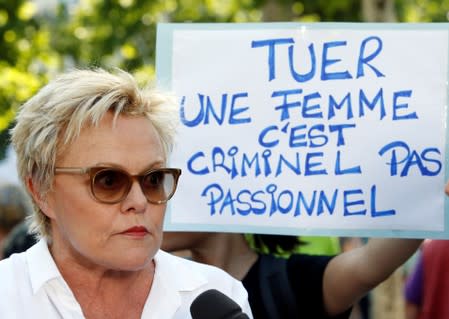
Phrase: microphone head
[{"left": 190, "top": 289, "right": 249, "bottom": 319}]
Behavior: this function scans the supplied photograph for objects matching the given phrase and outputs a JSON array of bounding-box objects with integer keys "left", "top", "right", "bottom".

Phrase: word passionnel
[{"left": 201, "top": 183, "right": 396, "bottom": 218}]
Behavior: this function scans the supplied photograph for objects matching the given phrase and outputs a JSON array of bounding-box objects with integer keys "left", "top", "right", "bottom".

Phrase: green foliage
[
  {"left": 0, "top": 0, "right": 447, "bottom": 160},
  {"left": 293, "top": 0, "right": 362, "bottom": 22},
  {"left": 396, "top": 0, "right": 449, "bottom": 21},
  {"left": 0, "top": 0, "right": 61, "bottom": 160},
  {"left": 49, "top": 0, "right": 264, "bottom": 74},
  {"left": 0, "top": 66, "right": 41, "bottom": 129}
]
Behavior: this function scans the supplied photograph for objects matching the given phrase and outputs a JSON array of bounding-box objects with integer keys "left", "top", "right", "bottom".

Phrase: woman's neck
[
  {"left": 47, "top": 235, "right": 155, "bottom": 318},
  {"left": 190, "top": 233, "right": 258, "bottom": 280}
]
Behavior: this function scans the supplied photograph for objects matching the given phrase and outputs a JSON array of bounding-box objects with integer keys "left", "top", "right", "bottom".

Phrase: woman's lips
[{"left": 120, "top": 226, "right": 149, "bottom": 237}]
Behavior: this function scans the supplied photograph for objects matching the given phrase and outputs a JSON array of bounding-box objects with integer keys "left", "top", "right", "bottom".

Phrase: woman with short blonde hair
[
  {"left": 11, "top": 68, "right": 178, "bottom": 240},
  {"left": 1, "top": 68, "right": 252, "bottom": 319}
]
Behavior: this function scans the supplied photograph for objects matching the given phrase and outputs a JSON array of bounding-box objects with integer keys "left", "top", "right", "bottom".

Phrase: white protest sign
[{"left": 156, "top": 23, "right": 449, "bottom": 238}]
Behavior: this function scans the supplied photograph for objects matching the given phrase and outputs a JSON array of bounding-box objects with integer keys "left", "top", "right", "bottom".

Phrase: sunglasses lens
[
  {"left": 142, "top": 170, "right": 175, "bottom": 203},
  {"left": 93, "top": 169, "right": 130, "bottom": 203}
]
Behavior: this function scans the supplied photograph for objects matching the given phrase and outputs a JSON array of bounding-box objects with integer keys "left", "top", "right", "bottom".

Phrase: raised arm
[{"left": 322, "top": 238, "right": 422, "bottom": 316}]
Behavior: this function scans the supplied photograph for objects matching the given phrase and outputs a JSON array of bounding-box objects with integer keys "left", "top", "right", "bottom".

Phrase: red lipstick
[{"left": 120, "top": 226, "right": 149, "bottom": 237}]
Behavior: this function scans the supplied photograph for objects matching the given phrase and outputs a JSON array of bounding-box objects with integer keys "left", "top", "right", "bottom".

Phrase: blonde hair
[{"left": 11, "top": 68, "right": 179, "bottom": 239}]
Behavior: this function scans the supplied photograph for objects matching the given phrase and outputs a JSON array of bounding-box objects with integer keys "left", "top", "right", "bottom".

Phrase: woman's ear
[{"left": 26, "top": 177, "right": 55, "bottom": 219}]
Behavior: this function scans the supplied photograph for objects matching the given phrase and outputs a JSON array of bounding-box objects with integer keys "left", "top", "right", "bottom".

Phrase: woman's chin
[
  {"left": 112, "top": 255, "right": 153, "bottom": 272},
  {"left": 90, "top": 251, "right": 153, "bottom": 273}
]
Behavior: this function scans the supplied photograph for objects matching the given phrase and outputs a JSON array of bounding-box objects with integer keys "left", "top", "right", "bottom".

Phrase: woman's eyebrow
[
  {"left": 93, "top": 161, "right": 166, "bottom": 172},
  {"left": 141, "top": 161, "right": 166, "bottom": 171}
]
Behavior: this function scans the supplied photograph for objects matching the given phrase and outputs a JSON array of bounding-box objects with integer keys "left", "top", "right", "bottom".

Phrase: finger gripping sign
[{"left": 156, "top": 23, "right": 449, "bottom": 239}]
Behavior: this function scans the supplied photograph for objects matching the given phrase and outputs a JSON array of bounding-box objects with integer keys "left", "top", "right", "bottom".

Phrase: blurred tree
[
  {"left": 1, "top": 0, "right": 448, "bottom": 160},
  {"left": 0, "top": 0, "right": 62, "bottom": 160},
  {"left": 396, "top": 0, "right": 449, "bottom": 21},
  {"left": 362, "top": 0, "right": 397, "bottom": 21},
  {"left": 48, "top": 0, "right": 265, "bottom": 79}
]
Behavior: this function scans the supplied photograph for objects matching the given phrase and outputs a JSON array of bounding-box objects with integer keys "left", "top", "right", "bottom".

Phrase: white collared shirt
[{"left": 0, "top": 240, "right": 253, "bottom": 318}]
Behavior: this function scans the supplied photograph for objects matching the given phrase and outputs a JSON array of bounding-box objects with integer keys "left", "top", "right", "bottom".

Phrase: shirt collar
[
  {"left": 26, "top": 242, "right": 210, "bottom": 296},
  {"left": 140, "top": 250, "right": 210, "bottom": 317},
  {"left": 26, "top": 239, "right": 63, "bottom": 294},
  {"left": 154, "top": 249, "right": 209, "bottom": 292}
]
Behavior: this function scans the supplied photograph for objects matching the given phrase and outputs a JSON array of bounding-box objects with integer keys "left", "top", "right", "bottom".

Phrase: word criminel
[
  {"left": 180, "top": 87, "right": 416, "bottom": 128},
  {"left": 188, "top": 147, "right": 361, "bottom": 178},
  {"left": 201, "top": 183, "right": 396, "bottom": 218}
]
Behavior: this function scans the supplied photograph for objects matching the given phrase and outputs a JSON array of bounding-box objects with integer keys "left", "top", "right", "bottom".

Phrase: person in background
[
  {"left": 297, "top": 236, "right": 341, "bottom": 255},
  {"left": 338, "top": 237, "right": 370, "bottom": 319},
  {"left": 0, "top": 68, "right": 252, "bottom": 318},
  {"left": 403, "top": 182, "right": 449, "bottom": 319},
  {"left": 0, "top": 183, "right": 32, "bottom": 259},
  {"left": 2, "top": 219, "right": 37, "bottom": 258},
  {"left": 163, "top": 228, "right": 423, "bottom": 319},
  {"left": 404, "top": 239, "right": 449, "bottom": 319},
  {"left": 244, "top": 234, "right": 341, "bottom": 257}
]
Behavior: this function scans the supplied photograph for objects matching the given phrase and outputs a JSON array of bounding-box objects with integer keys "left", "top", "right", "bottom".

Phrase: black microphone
[{"left": 190, "top": 289, "right": 250, "bottom": 319}]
